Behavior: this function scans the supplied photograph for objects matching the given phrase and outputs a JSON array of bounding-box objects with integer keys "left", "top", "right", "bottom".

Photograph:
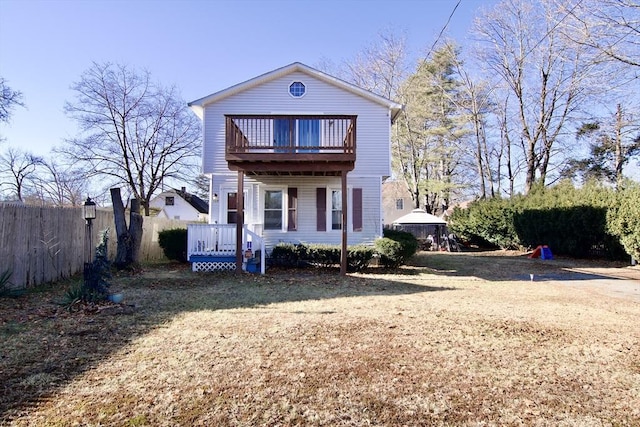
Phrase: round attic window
[{"left": 289, "top": 81, "right": 306, "bottom": 97}]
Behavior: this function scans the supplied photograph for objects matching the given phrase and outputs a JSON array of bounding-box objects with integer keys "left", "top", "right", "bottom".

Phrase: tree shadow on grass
[
  {"left": 409, "top": 250, "right": 635, "bottom": 282},
  {"left": 0, "top": 264, "right": 454, "bottom": 421}
]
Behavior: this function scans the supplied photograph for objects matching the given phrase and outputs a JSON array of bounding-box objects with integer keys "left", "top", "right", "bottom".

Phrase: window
[
  {"left": 289, "top": 81, "right": 306, "bottom": 97},
  {"left": 287, "top": 188, "right": 298, "bottom": 231},
  {"left": 227, "top": 192, "right": 238, "bottom": 224},
  {"left": 273, "top": 118, "right": 319, "bottom": 152},
  {"left": 316, "top": 187, "right": 363, "bottom": 232},
  {"left": 165, "top": 196, "right": 174, "bottom": 206},
  {"left": 225, "top": 192, "right": 247, "bottom": 224},
  {"left": 264, "top": 190, "right": 283, "bottom": 230},
  {"left": 331, "top": 190, "right": 342, "bottom": 230},
  {"left": 395, "top": 198, "right": 404, "bottom": 210}
]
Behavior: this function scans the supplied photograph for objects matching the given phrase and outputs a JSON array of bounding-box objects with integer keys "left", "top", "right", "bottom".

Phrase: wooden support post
[
  {"left": 341, "top": 170, "right": 348, "bottom": 275},
  {"left": 236, "top": 170, "right": 244, "bottom": 274}
]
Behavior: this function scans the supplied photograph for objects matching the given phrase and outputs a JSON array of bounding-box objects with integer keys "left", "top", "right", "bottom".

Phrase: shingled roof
[{"left": 175, "top": 187, "right": 209, "bottom": 214}]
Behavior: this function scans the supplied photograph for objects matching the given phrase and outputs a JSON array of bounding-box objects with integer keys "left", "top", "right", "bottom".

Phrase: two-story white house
[{"left": 187, "top": 62, "right": 402, "bottom": 274}]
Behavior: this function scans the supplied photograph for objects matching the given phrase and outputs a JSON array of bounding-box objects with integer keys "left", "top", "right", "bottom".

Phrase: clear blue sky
[{"left": 0, "top": 0, "right": 494, "bottom": 155}]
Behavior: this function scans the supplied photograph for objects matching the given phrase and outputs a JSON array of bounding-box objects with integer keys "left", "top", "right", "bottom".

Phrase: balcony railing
[{"left": 225, "top": 115, "right": 357, "bottom": 173}]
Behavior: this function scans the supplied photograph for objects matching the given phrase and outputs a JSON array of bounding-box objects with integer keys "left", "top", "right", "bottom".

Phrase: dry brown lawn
[{"left": 1, "top": 251, "right": 639, "bottom": 426}]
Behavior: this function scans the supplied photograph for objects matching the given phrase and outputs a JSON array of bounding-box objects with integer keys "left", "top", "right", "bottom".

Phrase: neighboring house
[
  {"left": 187, "top": 62, "right": 402, "bottom": 273},
  {"left": 382, "top": 180, "right": 415, "bottom": 226},
  {"left": 149, "top": 187, "right": 209, "bottom": 222}
]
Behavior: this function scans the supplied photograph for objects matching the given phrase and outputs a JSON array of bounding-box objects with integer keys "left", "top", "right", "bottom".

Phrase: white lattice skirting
[{"left": 192, "top": 261, "right": 236, "bottom": 272}]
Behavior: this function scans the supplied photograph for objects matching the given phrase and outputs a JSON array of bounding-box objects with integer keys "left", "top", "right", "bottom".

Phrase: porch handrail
[
  {"left": 188, "top": 223, "right": 237, "bottom": 256},
  {"left": 187, "top": 223, "right": 266, "bottom": 274},
  {"left": 244, "top": 226, "right": 266, "bottom": 274}
]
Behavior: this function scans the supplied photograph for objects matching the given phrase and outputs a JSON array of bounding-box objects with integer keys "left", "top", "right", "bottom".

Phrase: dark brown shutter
[
  {"left": 353, "top": 188, "right": 363, "bottom": 232},
  {"left": 288, "top": 187, "right": 297, "bottom": 231},
  {"left": 316, "top": 188, "right": 326, "bottom": 231}
]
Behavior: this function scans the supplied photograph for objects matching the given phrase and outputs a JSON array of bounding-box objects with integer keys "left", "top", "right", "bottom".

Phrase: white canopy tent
[{"left": 392, "top": 209, "right": 451, "bottom": 251}]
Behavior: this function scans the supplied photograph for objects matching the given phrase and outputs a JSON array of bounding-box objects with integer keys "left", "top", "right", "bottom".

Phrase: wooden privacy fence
[{"left": 0, "top": 204, "right": 194, "bottom": 290}]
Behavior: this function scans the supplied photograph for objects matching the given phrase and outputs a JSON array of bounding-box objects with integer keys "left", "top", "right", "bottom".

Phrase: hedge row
[
  {"left": 157, "top": 226, "right": 420, "bottom": 271},
  {"left": 448, "top": 181, "right": 639, "bottom": 260},
  {"left": 269, "top": 242, "right": 374, "bottom": 272},
  {"left": 270, "top": 229, "right": 418, "bottom": 271}
]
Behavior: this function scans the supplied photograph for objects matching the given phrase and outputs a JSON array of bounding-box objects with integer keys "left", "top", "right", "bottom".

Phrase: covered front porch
[
  {"left": 187, "top": 223, "right": 266, "bottom": 274},
  {"left": 188, "top": 114, "right": 359, "bottom": 275}
]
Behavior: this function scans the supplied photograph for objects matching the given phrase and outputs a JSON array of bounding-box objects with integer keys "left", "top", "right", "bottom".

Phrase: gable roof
[
  {"left": 188, "top": 62, "right": 403, "bottom": 121},
  {"left": 174, "top": 188, "right": 209, "bottom": 214}
]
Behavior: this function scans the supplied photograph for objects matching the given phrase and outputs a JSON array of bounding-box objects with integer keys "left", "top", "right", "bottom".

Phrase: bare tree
[
  {"left": 0, "top": 77, "right": 25, "bottom": 126},
  {"left": 0, "top": 147, "right": 43, "bottom": 201},
  {"left": 473, "top": 0, "right": 597, "bottom": 194},
  {"left": 31, "top": 160, "right": 88, "bottom": 206},
  {"left": 560, "top": 0, "right": 640, "bottom": 68},
  {"left": 345, "top": 29, "right": 411, "bottom": 100},
  {"left": 191, "top": 173, "right": 210, "bottom": 200},
  {"left": 451, "top": 57, "right": 498, "bottom": 199},
  {"left": 60, "top": 62, "right": 201, "bottom": 216}
]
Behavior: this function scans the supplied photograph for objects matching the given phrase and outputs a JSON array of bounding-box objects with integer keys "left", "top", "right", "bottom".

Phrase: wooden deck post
[
  {"left": 236, "top": 170, "right": 244, "bottom": 274},
  {"left": 341, "top": 170, "right": 348, "bottom": 275}
]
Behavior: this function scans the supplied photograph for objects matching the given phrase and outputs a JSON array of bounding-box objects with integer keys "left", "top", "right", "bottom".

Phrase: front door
[{"left": 220, "top": 191, "right": 247, "bottom": 252}]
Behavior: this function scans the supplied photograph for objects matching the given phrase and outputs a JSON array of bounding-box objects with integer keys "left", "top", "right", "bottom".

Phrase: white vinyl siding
[
  {"left": 199, "top": 67, "right": 392, "bottom": 251},
  {"left": 208, "top": 175, "right": 381, "bottom": 251},
  {"left": 202, "top": 71, "right": 391, "bottom": 177}
]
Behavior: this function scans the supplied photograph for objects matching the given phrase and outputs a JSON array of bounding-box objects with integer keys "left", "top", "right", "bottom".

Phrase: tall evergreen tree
[{"left": 393, "top": 42, "right": 470, "bottom": 214}]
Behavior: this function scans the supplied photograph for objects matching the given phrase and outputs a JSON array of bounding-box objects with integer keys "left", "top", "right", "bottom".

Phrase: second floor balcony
[{"left": 225, "top": 115, "right": 357, "bottom": 175}]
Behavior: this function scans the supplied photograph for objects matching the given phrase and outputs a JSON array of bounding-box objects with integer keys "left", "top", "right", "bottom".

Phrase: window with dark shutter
[
  {"left": 288, "top": 187, "right": 297, "bottom": 231},
  {"left": 353, "top": 188, "right": 363, "bottom": 232},
  {"left": 316, "top": 188, "right": 326, "bottom": 231}
]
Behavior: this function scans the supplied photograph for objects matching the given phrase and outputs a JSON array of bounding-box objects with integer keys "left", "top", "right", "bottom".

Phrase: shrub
[
  {"left": 449, "top": 181, "right": 629, "bottom": 259},
  {"left": 347, "top": 245, "right": 375, "bottom": 272},
  {"left": 375, "top": 238, "right": 404, "bottom": 268},
  {"left": 269, "top": 242, "right": 374, "bottom": 272},
  {"left": 448, "top": 201, "right": 514, "bottom": 248},
  {"left": 158, "top": 228, "right": 188, "bottom": 262},
  {"left": 383, "top": 228, "right": 418, "bottom": 263},
  {"left": 307, "top": 244, "right": 341, "bottom": 268},
  {"left": 269, "top": 242, "right": 307, "bottom": 268},
  {"left": 608, "top": 185, "right": 640, "bottom": 261},
  {"left": 84, "top": 228, "right": 112, "bottom": 297},
  {"left": 459, "top": 198, "right": 519, "bottom": 249}
]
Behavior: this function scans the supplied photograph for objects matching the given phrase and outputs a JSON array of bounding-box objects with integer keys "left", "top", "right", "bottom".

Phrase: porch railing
[
  {"left": 225, "top": 115, "right": 356, "bottom": 154},
  {"left": 187, "top": 223, "right": 265, "bottom": 274}
]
